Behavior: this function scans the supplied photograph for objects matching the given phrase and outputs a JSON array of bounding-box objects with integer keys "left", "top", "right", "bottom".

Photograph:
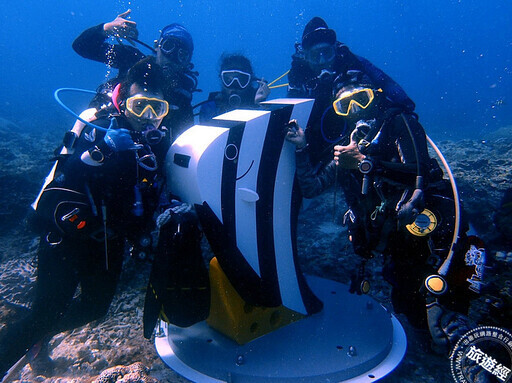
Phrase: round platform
[{"left": 155, "top": 276, "right": 407, "bottom": 382}]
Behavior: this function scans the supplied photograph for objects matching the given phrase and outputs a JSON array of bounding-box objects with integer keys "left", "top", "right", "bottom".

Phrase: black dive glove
[
  {"left": 397, "top": 188, "right": 425, "bottom": 227},
  {"left": 426, "top": 299, "right": 474, "bottom": 355},
  {"left": 104, "top": 128, "right": 143, "bottom": 152}
]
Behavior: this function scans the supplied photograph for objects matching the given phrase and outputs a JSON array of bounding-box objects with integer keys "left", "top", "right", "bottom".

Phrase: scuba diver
[
  {"left": 0, "top": 57, "right": 209, "bottom": 379},
  {"left": 72, "top": 9, "right": 198, "bottom": 138},
  {"left": 198, "top": 53, "right": 270, "bottom": 122},
  {"left": 285, "top": 72, "right": 486, "bottom": 354},
  {"left": 287, "top": 17, "right": 416, "bottom": 165}
]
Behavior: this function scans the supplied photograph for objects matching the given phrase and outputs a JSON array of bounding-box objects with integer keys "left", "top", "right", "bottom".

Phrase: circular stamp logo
[{"left": 451, "top": 326, "right": 512, "bottom": 383}]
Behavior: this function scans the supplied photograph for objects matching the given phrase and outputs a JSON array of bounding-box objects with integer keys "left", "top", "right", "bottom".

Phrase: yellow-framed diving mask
[
  {"left": 333, "top": 87, "right": 382, "bottom": 116},
  {"left": 126, "top": 96, "right": 170, "bottom": 119}
]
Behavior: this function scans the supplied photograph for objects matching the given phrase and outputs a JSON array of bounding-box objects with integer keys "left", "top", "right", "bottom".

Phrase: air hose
[
  {"left": 54, "top": 88, "right": 108, "bottom": 132},
  {"left": 426, "top": 135, "right": 461, "bottom": 277},
  {"left": 401, "top": 115, "right": 461, "bottom": 282}
]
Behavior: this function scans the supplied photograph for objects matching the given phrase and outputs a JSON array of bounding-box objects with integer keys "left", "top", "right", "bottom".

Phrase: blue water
[{"left": 0, "top": 0, "right": 511, "bottom": 140}]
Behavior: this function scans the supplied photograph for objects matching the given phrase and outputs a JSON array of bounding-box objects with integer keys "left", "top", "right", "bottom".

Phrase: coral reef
[{"left": 93, "top": 362, "right": 158, "bottom": 383}]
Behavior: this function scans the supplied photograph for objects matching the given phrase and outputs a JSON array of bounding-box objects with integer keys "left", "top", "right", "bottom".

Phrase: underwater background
[{"left": 0, "top": 0, "right": 511, "bottom": 140}]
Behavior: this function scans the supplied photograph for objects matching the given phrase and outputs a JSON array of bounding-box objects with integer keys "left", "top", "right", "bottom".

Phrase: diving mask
[
  {"left": 221, "top": 70, "right": 252, "bottom": 89},
  {"left": 158, "top": 38, "right": 191, "bottom": 65},
  {"left": 126, "top": 96, "right": 169, "bottom": 119},
  {"left": 333, "top": 87, "right": 382, "bottom": 116},
  {"left": 305, "top": 43, "right": 335, "bottom": 66}
]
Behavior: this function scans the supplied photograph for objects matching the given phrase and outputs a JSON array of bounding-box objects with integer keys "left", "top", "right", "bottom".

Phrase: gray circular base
[{"left": 155, "top": 276, "right": 407, "bottom": 382}]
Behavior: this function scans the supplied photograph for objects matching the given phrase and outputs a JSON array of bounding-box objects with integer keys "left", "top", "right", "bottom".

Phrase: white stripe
[
  {"left": 234, "top": 112, "right": 271, "bottom": 277},
  {"left": 273, "top": 139, "right": 307, "bottom": 314},
  {"left": 273, "top": 100, "right": 314, "bottom": 315}
]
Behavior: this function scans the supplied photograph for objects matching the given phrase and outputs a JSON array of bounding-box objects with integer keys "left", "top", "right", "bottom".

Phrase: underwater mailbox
[
  {"left": 160, "top": 98, "right": 407, "bottom": 383},
  {"left": 166, "top": 98, "right": 321, "bottom": 316}
]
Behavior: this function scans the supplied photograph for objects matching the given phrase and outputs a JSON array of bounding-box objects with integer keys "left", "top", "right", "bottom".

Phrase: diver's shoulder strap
[{"left": 33, "top": 108, "right": 100, "bottom": 210}]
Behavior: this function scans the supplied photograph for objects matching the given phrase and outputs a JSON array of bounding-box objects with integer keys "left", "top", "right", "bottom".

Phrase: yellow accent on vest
[
  {"left": 406, "top": 209, "right": 438, "bottom": 236},
  {"left": 426, "top": 275, "right": 446, "bottom": 294}
]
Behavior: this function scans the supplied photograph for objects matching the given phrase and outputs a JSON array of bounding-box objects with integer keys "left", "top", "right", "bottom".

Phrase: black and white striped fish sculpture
[{"left": 166, "top": 98, "right": 322, "bottom": 315}]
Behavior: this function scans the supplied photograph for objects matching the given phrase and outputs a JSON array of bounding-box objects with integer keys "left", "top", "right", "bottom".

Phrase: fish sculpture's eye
[{"left": 224, "top": 144, "right": 239, "bottom": 161}]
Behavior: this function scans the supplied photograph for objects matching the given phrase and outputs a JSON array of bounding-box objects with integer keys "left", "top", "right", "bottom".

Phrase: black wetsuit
[
  {"left": 0, "top": 116, "right": 168, "bottom": 374},
  {"left": 72, "top": 23, "right": 197, "bottom": 139},
  {"left": 294, "top": 111, "right": 473, "bottom": 327},
  {"left": 288, "top": 42, "right": 416, "bottom": 165}
]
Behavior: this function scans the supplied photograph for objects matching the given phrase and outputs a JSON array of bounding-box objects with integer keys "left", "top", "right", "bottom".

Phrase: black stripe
[
  {"left": 195, "top": 104, "right": 323, "bottom": 313},
  {"left": 255, "top": 104, "right": 294, "bottom": 300},
  {"left": 259, "top": 103, "right": 323, "bottom": 314},
  {"left": 197, "top": 202, "right": 281, "bottom": 306},
  {"left": 290, "top": 180, "right": 324, "bottom": 314}
]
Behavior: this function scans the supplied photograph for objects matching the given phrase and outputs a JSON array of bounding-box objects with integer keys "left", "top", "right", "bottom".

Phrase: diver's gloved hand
[
  {"left": 426, "top": 300, "right": 474, "bottom": 355},
  {"left": 397, "top": 188, "right": 425, "bottom": 226},
  {"left": 285, "top": 120, "right": 307, "bottom": 150},
  {"left": 333, "top": 129, "right": 366, "bottom": 170},
  {"left": 104, "top": 128, "right": 143, "bottom": 152}
]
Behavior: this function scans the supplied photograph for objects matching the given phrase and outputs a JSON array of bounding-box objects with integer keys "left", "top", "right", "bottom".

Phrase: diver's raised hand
[
  {"left": 254, "top": 79, "right": 271, "bottom": 104},
  {"left": 333, "top": 129, "right": 365, "bottom": 169},
  {"left": 104, "top": 9, "right": 139, "bottom": 40},
  {"left": 285, "top": 120, "right": 307, "bottom": 150}
]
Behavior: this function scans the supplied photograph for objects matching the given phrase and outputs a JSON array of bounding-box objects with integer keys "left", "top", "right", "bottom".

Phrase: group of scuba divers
[{"left": 0, "top": 10, "right": 490, "bottom": 379}]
